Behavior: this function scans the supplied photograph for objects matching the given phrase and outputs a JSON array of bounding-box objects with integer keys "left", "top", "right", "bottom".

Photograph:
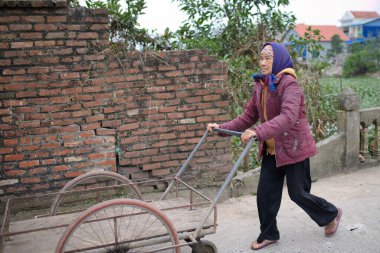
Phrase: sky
[{"left": 138, "top": 0, "right": 380, "bottom": 34}]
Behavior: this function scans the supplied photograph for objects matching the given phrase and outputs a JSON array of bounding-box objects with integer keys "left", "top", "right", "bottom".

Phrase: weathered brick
[
  {"left": 10, "top": 24, "right": 32, "bottom": 30},
  {"left": 64, "top": 171, "right": 84, "bottom": 178},
  {"left": 5, "top": 154, "right": 24, "bottom": 161},
  {"left": 0, "top": 25, "right": 8, "bottom": 32},
  {"left": 19, "top": 160, "right": 40, "bottom": 168},
  {"left": 47, "top": 16, "right": 67, "bottom": 23},
  {"left": 0, "top": 147, "right": 13, "bottom": 154},
  {"left": 34, "top": 24, "right": 57, "bottom": 31},
  {"left": 54, "top": 165, "right": 70, "bottom": 172},
  {"left": 22, "top": 16, "right": 45, "bottom": 23},
  {"left": 86, "top": 114, "right": 104, "bottom": 123},
  {"left": 81, "top": 122, "right": 101, "bottom": 131},
  {"left": 21, "top": 177, "right": 41, "bottom": 184},
  {"left": 119, "top": 122, "right": 139, "bottom": 131},
  {"left": 96, "top": 128, "right": 116, "bottom": 135}
]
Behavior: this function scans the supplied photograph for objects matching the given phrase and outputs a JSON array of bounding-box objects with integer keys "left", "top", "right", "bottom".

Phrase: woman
[{"left": 207, "top": 42, "right": 342, "bottom": 250}]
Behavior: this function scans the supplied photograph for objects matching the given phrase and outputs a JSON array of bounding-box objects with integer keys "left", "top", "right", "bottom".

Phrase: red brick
[
  {"left": 0, "top": 16, "right": 19, "bottom": 23},
  {"left": 61, "top": 87, "right": 82, "bottom": 94},
  {"left": 32, "top": 184, "right": 49, "bottom": 190},
  {"left": 54, "top": 165, "right": 69, "bottom": 172},
  {"left": 66, "top": 40, "right": 87, "bottom": 47},
  {"left": 5, "top": 154, "right": 24, "bottom": 161},
  {"left": 39, "top": 57, "right": 59, "bottom": 64},
  {"left": 19, "top": 160, "right": 39, "bottom": 168},
  {"left": 77, "top": 32, "right": 99, "bottom": 39},
  {"left": 61, "top": 124, "right": 80, "bottom": 133},
  {"left": 20, "top": 121, "right": 40, "bottom": 128},
  {"left": 102, "top": 120, "right": 122, "bottom": 128},
  {"left": 47, "top": 16, "right": 67, "bottom": 23},
  {"left": 41, "top": 142, "right": 60, "bottom": 149},
  {"left": 64, "top": 140, "right": 83, "bottom": 147},
  {"left": 143, "top": 163, "right": 161, "bottom": 170},
  {"left": 82, "top": 100, "right": 104, "bottom": 108},
  {"left": 10, "top": 42, "right": 33, "bottom": 49},
  {"left": 82, "top": 86, "right": 102, "bottom": 93},
  {"left": 10, "top": 24, "right": 32, "bottom": 30},
  {"left": 90, "top": 24, "right": 108, "bottom": 30},
  {"left": 0, "top": 148, "right": 13, "bottom": 154},
  {"left": 84, "top": 137, "right": 103, "bottom": 145},
  {"left": 119, "top": 122, "right": 139, "bottom": 131},
  {"left": 0, "top": 25, "right": 9, "bottom": 32},
  {"left": 0, "top": 109, "right": 12, "bottom": 115},
  {"left": 81, "top": 122, "right": 101, "bottom": 131},
  {"left": 22, "top": 16, "right": 45, "bottom": 23},
  {"left": 6, "top": 170, "right": 25, "bottom": 176},
  {"left": 2, "top": 69, "right": 26, "bottom": 75},
  {"left": 96, "top": 128, "right": 116, "bottom": 135},
  {"left": 86, "top": 114, "right": 104, "bottom": 123},
  {"left": 0, "top": 42, "right": 9, "bottom": 49},
  {"left": 151, "top": 168, "right": 170, "bottom": 176},
  {"left": 95, "top": 160, "right": 116, "bottom": 167},
  {"left": 50, "top": 96, "right": 70, "bottom": 104},
  {"left": 34, "top": 40, "right": 56, "bottom": 47},
  {"left": 41, "top": 158, "right": 58, "bottom": 165},
  {"left": 34, "top": 24, "right": 57, "bottom": 31},
  {"left": 29, "top": 167, "right": 47, "bottom": 174},
  {"left": 64, "top": 171, "right": 83, "bottom": 178},
  {"left": 20, "top": 32, "right": 43, "bottom": 39},
  {"left": 3, "top": 139, "right": 18, "bottom": 146},
  {"left": 6, "top": 186, "right": 27, "bottom": 193},
  {"left": 21, "top": 177, "right": 41, "bottom": 184},
  {"left": 16, "top": 91, "right": 37, "bottom": 98},
  {"left": 0, "top": 59, "right": 11, "bottom": 66},
  {"left": 45, "top": 32, "right": 65, "bottom": 39}
]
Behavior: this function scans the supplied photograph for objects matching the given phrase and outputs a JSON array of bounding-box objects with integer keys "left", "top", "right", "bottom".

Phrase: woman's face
[{"left": 259, "top": 45, "right": 274, "bottom": 75}]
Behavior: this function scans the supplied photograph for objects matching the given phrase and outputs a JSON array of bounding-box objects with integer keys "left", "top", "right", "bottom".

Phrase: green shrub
[{"left": 343, "top": 39, "right": 380, "bottom": 77}]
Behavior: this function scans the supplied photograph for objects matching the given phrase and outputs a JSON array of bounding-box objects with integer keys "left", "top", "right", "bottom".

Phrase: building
[
  {"left": 340, "top": 11, "right": 380, "bottom": 40},
  {"left": 284, "top": 23, "right": 350, "bottom": 61}
]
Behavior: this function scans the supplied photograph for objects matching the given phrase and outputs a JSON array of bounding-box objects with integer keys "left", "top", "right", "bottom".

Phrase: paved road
[{"left": 206, "top": 166, "right": 380, "bottom": 253}]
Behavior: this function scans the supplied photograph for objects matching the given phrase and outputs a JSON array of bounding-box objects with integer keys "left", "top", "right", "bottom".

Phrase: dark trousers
[{"left": 256, "top": 154, "right": 338, "bottom": 243}]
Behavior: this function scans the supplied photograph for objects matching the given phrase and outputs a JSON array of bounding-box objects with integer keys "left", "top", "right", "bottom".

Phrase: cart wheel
[
  {"left": 201, "top": 240, "right": 217, "bottom": 253},
  {"left": 50, "top": 171, "right": 143, "bottom": 215},
  {"left": 191, "top": 239, "right": 217, "bottom": 253},
  {"left": 56, "top": 198, "right": 180, "bottom": 253}
]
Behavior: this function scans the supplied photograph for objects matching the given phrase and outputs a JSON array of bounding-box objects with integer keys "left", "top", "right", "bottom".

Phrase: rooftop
[{"left": 294, "top": 24, "right": 350, "bottom": 42}]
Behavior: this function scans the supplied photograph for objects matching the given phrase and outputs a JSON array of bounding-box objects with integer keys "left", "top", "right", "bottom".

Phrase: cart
[{"left": 0, "top": 128, "right": 255, "bottom": 253}]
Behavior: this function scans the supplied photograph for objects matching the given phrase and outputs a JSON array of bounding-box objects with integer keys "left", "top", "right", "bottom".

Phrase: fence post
[{"left": 337, "top": 88, "right": 360, "bottom": 171}]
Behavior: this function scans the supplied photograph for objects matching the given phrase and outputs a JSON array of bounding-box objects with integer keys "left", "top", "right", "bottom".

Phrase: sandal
[
  {"left": 251, "top": 240, "right": 278, "bottom": 250},
  {"left": 325, "top": 208, "right": 343, "bottom": 237}
]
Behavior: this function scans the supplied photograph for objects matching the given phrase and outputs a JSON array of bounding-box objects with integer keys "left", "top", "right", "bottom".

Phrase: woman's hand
[
  {"left": 241, "top": 129, "right": 256, "bottom": 144},
  {"left": 207, "top": 123, "right": 219, "bottom": 132}
]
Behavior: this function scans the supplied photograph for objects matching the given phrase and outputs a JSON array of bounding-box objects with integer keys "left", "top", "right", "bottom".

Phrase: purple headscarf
[
  {"left": 263, "top": 42, "right": 293, "bottom": 75},
  {"left": 253, "top": 42, "right": 293, "bottom": 92}
]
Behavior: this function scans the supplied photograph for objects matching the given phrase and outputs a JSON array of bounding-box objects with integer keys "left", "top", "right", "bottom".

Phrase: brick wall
[{"left": 0, "top": 0, "right": 232, "bottom": 197}]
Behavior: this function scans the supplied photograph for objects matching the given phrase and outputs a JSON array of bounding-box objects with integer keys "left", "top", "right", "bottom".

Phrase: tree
[
  {"left": 171, "top": 0, "right": 296, "bottom": 110},
  {"left": 327, "top": 34, "right": 343, "bottom": 58}
]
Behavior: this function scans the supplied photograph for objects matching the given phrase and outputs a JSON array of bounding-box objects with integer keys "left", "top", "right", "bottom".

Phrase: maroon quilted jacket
[{"left": 220, "top": 73, "right": 317, "bottom": 167}]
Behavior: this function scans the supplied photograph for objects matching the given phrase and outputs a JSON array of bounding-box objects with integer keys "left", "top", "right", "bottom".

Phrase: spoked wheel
[
  {"left": 50, "top": 171, "right": 143, "bottom": 215},
  {"left": 56, "top": 199, "right": 180, "bottom": 253}
]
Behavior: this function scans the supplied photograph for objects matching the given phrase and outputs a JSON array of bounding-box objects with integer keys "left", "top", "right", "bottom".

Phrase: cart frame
[{"left": 0, "top": 128, "right": 255, "bottom": 253}]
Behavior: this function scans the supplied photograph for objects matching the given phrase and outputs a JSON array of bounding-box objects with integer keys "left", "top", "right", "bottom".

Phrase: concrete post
[{"left": 337, "top": 88, "right": 360, "bottom": 171}]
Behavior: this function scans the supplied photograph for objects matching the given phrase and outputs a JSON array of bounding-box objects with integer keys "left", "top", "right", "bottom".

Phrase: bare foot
[
  {"left": 251, "top": 239, "right": 277, "bottom": 250},
  {"left": 325, "top": 208, "right": 343, "bottom": 237}
]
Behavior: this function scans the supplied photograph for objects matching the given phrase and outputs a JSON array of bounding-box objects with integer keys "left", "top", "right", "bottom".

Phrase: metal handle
[
  {"left": 214, "top": 128, "right": 242, "bottom": 137},
  {"left": 192, "top": 136, "right": 256, "bottom": 239}
]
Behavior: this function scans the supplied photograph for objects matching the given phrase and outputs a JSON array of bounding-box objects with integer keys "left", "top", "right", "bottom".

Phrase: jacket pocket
[{"left": 281, "top": 122, "right": 301, "bottom": 158}]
